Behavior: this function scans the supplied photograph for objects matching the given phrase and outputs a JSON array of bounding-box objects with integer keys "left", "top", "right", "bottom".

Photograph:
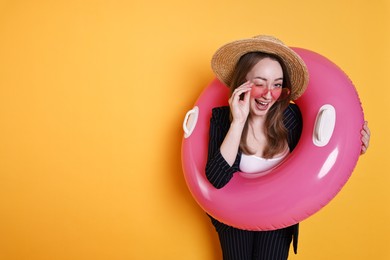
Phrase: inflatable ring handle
[
  {"left": 183, "top": 106, "right": 199, "bottom": 138},
  {"left": 313, "top": 104, "right": 336, "bottom": 147}
]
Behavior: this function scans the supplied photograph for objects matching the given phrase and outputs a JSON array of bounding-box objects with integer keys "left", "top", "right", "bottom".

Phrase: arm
[
  {"left": 219, "top": 81, "right": 252, "bottom": 165},
  {"left": 206, "top": 82, "right": 252, "bottom": 189},
  {"left": 205, "top": 107, "right": 241, "bottom": 189}
]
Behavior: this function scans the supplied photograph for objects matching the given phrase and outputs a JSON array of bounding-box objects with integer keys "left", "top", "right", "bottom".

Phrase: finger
[
  {"left": 361, "top": 129, "right": 370, "bottom": 146},
  {"left": 243, "top": 87, "right": 251, "bottom": 103},
  {"left": 363, "top": 121, "right": 371, "bottom": 136},
  {"left": 361, "top": 136, "right": 369, "bottom": 148},
  {"left": 360, "top": 130, "right": 370, "bottom": 155},
  {"left": 237, "top": 80, "right": 252, "bottom": 88},
  {"left": 232, "top": 86, "right": 252, "bottom": 101},
  {"left": 233, "top": 83, "right": 252, "bottom": 95},
  {"left": 235, "top": 81, "right": 253, "bottom": 90},
  {"left": 361, "top": 139, "right": 368, "bottom": 153},
  {"left": 361, "top": 128, "right": 369, "bottom": 139},
  {"left": 361, "top": 129, "right": 369, "bottom": 143},
  {"left": 361, "top": 121, "right": 370, "bottom": 138}
]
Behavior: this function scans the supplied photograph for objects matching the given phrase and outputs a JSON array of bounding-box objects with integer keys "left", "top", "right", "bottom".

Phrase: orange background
[{"left": 0, "top": 0, "right": 389, "bottom": 259}]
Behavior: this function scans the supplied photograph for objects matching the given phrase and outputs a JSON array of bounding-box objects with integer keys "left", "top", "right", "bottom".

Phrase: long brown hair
[{"left": 229, "top": 52, "right": 292, "bottom": 158}]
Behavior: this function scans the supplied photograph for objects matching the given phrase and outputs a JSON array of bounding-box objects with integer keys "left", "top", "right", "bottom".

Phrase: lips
[{"left": 255, "top": 99, "right": 269, "bottom": 110}]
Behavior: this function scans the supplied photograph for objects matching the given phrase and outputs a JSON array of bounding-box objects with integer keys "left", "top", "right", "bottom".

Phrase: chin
[{"left": 250, "top": 109, "right": 268, "bottom": 117}]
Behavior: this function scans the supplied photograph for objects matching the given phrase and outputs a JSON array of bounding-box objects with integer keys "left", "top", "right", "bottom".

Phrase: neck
[
  {"left": 247, "top": 114, "right": 266, "bottom": 130},
  {"left": 247, "top": 115, "right": 267, "bottom": 142}
]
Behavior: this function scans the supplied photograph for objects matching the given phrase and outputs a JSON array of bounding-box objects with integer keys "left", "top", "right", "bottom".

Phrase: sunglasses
[{"left": 250, "top": 85, "right": 291, "bottom": 100}]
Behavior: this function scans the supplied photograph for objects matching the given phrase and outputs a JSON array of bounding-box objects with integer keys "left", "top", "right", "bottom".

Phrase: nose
[{"left": 263, "top": 88, "right": 273, "bottom": 99}]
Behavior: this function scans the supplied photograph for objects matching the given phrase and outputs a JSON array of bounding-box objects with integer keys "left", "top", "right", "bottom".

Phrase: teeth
[{"left": 256, "top": 100, "right": 268, "bottom": 105}]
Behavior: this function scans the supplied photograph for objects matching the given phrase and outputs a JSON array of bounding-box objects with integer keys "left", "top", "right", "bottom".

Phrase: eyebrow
[{"left": 254, "top": 77, "right": 283, "bottom": 81}]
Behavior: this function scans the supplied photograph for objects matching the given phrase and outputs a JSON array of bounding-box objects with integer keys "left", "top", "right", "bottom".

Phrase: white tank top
[{"left": 239, "top": 149, "right": 289, "bottom": 178}]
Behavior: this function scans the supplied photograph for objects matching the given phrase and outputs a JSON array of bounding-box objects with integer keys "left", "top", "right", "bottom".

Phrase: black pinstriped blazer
[{"left": 205, "top": 104, "right": 303, "bottom": 254}]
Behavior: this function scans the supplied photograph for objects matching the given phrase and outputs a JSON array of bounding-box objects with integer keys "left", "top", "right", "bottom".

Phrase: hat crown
[{"left": 253, "top": 35, "right": 285, "bottom": 46}]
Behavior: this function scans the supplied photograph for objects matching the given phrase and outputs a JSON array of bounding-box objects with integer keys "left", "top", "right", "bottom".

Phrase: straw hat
[{"left": 211, "top": 35, "right": 309, "bottom": 100}]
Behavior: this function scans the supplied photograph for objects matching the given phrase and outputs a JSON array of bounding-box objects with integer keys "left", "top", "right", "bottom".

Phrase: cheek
[
  {"left": 251, "top": 87, "right": 264, "bottom": 98},
  {"left": 272, "top": 91, "right": 281, "bottom": 100}
]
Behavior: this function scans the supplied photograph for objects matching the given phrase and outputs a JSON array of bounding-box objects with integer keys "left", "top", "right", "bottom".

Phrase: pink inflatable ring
[{"left": 181, "top": 48, "right": 364, "bottom": 231}]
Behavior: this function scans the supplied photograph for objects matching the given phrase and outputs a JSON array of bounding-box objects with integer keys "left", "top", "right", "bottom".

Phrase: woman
[{"left": 205, "top": 35, "right": 370, "bottom": 260}]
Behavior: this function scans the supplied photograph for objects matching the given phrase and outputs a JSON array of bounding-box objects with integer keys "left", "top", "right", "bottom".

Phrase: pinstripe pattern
[
  {"left": 205, "top": 105, "right": 302, "bottom": 259},
  {"left": 217, "top": 226, "right": 294, "bottom": 260}
]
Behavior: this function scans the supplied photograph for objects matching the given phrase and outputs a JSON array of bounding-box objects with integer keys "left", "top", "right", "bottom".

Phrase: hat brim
[{"left": 211, "top": 37, "right": 309, "bottom": 100}]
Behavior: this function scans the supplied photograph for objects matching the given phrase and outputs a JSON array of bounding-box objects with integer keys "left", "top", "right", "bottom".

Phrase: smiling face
[{"left": 246, "top": 57, "right": 284, "bottom": 117}]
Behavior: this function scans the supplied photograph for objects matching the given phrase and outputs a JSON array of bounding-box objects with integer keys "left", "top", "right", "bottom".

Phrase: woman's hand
[
  {"left": 360, "top": 121, "right": 370, "bottom": 155},
  {"left": 228, "top": 81, "right": 252, "bottom": 125}
]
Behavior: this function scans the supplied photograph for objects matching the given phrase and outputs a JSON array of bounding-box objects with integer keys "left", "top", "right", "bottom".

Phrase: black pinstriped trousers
[{"left": 216, "top": 225, "right": 294, "bottom": 260}]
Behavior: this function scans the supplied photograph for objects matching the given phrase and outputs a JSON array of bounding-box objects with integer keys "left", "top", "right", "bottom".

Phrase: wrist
[{"left": 230, "top": 119, "right": 246, "bottom": 129}]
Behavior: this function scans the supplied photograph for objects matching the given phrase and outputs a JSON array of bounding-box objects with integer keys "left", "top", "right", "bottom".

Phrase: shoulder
[
  {"left": 284, "top": 103, "right": 301, "bottom": 116},
  {"left": 211, "top": 106, "right": 230, "bottom": 121},
  {"left": 212, "top": 106, "right": 230, "bottom": 116},
  {"left": 283, "top": 103, "right": 302, "bottom": 129},
  {"left": 210, "top": 106, "right": 231, "bottom": 129}
]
